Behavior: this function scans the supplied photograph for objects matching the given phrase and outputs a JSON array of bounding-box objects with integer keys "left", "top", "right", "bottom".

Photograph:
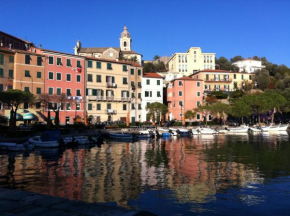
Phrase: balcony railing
[
  {"left": 204, "top": 88, "right": 233, "bottom": 92},
  {"left": 106, "top": 82, "right": 117, "bottom": 88},
  {"left": 87, "top": 96, "right": 131, "bottom": 102},
  {"left": 205, "top": 79, "right": 232, "bottom": 82}
]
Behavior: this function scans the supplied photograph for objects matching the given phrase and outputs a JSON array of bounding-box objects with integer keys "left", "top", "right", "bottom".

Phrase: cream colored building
[
  {"left": 189, "top": 69, "right": 254, "bottom": 93},
  {"left": 85, "top": 57, "right": 142, "bottom": 123},
  {"left": 168, "top": 47, "right": 215, "bottom": 76},
  {"left": 75, "top": 26, "right": 142, "bottom": 64},
  {"left": 232, "top": 59, "right": 265, "bottom": 73}
]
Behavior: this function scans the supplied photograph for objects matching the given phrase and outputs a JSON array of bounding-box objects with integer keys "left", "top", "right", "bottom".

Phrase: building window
[
  {"left": 97, "top": 62, "right": 101, "bottom": 69},
  {"left": 25, "top": 70, "right": 31, "bottom": 77},
  {"left": 25, "top": 55, "right": 30, "bottom": 64},
  {"left": 66, "top": 103, "right": 71, "bottom": 110},
  {"left": 131, "top": 81, "right": 135, "bottom": 87},
  {"left": 88, "top": 60, "right": 92, "bottom": 68},
  {"left": 76, "top": 103, "right": 80, "bottom": 110},
  {"left": 179, "top": 81, "right": 182, "bottom": 86},
  {"left": 107, "top": 63, "right": 112, "bottom": 70},
  {"left": 48, "top": 87, "right": 53, "bottom": 95},
  {"left": 179, "top": 101, "right": 183, "bottom": 107},
  {"left": 157, "top": 91, "right": 161, "bottom": 97},
  {"left": 66, "top": 89, "right": 71, "bottom": 96},
  {"left": 56, "top": 73, "right": 62, "bottom": 81},
  {"left": 48, "top": 72, "right": 53, "bottom": 79},
  {"left": 56, "top": 88, "right": 61, "bottom": 95},
  {"left": 197, "top": 114, "right": 200, "bottom": 120},
  {"left": 0, "top": 54, "right": 3, "bottom": 65},
  {"left": 234, "top": 74, "right": 236, "bottom": 79},
  {"left": 37, "top": 56, "right": 42, "bottom": 66},
  {"left": 123, "top": 65, "right": 128, "bottom": 72},
  {"left": 130, "top": 68, "right": 134, "bottom": 75},
  {"left": 131, "top": 104, "right": 135, "bottom": 110},
  {"left": 23, "top": 87, "right": 29, "bottom": 93},
  {"left": 66, "top": 59, "right": 72, "bottom": 67},
  {"left": 9, "top": 55, "right": 14, "bottom": 63},
  {"left": 88, "top": 74, "right": 93, "bottom": 82},
  {"left": 97, "top": 104, "right": 101, "bottom": 110},
  {"left": 197, "top": 101, "right": 201, "bottom": 106},
  {"left": 49, "top": 56, "right": 54, "bottom": 65},
  {"left": 179, "top": 91, "right": 182, "bottom": 96},
  {"left": 36, "top": 87, "right": 41, "bottom": 94},
  {"left": 77, "top": 60, "right": 82, "bottom": 68},
  {"left": 138, "top": 70, "right": 141, "bottom": 76},
  {"left": 107, "top": 103, "right": 111, "bottom": 109},
  {"left": 197, "top": 92, "right": 200, "bottom": 96},
  {"left": 76, "top": 89, "right": 81, "bottom": 96},
  {"left": 76, "top": 75, "right": 81, "bottom": 82},
  {"left": 0, "top": 68, "right": 3, "bottom": 77},
  {"left": 37, "top": 72, "right": 41, "bottom": 78},
  {"left": 138, "top": 93, "right": 141, "bottom": 98},
  {"left": 146, "top": 79, "right": 150, "bottom": 85},
  {"left": 66, "top": 74, "right": 71, "bottom": 81},
  {"left": 8, "top": 70, "right": 13, "bottom": 78},
  {"left": 138, "top": 104, "right": 142, "bottom": 110},
  {"left": 157, "top": 80, "right": 160, "bottom": 85},
  {"left": 123, "top": 104, "right": 127, "bottom": 110},
  {"left": 197, "top": 82, "right": 200, "bottom": 87},
  {"left": 97, "top": 75, "right": 101, "bottom": 82},
  {"left": 241, "top": 75, "right": 244, "bottom": 80},
  {"left": 88, "top": 104, "right": 92, "bottom": 110},
  {"left": 123, "top": 77, "right": 128, "bottom": 84},
  {"left": 145, "top": 91, "right": 152, "bottom": 97},
  {"left": 131, "top": 92, "right": 135, "bottom": 98}
]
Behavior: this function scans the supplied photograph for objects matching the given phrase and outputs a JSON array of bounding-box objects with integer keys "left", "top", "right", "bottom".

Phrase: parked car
[{"left": 225, "top": 120, "right": 239, "bottom": 126}]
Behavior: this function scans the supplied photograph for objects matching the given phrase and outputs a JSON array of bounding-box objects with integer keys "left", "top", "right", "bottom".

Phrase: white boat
[
  {"left": 29, "top": 130, "right": 63, "bottom": 148},
  {"left": 0, "top": 142, "right": 33, "bottom": 151},
  {"left": 197, "top": 127, "right": 219, "bottom": 135},
  {"left": 190, "top": 129, "right": 200, "bottom": 135},
  {"left": 156, "top": 128, "right": 172, "bottom": 137},
  {"left": 63, "top": 136, "right": 94, "bottom": 145},
  {"left": 249, "top": 126, "right": 262, "bottom": 132},
  {"left": 278, "top": 124, "right": 289, "bottom": 131},
  {"left": 225, "top": 125, "right": 249, "bottom": 133}
]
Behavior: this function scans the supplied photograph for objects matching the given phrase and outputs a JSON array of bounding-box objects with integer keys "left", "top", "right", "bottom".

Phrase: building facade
[
  {"left": 141, "top": 73, "right": 163, "bottom": 122},
  {"left": 167, "top": 77, "right": 204, "bottom": 122},
  {"left": 232, "top": 59, "right": 265, "bottom": 73},
  {"left": 168, "top": 47, "right": 216, "bottom": 76},
  {"left": 41, "top": 49, "right": 86, "bottom": 125}
]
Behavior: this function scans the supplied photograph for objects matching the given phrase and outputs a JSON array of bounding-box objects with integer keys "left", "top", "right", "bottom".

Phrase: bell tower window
[{"left": 124, "top": 41, "right": 127, "bottom": 47}]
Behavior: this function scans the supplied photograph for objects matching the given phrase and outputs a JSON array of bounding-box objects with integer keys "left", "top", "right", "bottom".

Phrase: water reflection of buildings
[{"left": 0, "top": 134, "right": 271, "bottom": 207}]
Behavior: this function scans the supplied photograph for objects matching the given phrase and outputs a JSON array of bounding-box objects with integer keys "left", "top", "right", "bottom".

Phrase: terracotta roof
[
  {"left": 192, "top": 69, "right": 251, "bottom": 75},
  {"left": 85, "top": 56, "right": 130, "bottom": 65},
  {"left": 79, "top": 47, "right": 120, "bottom": 53},
  {"left": 0, "top": 47, "right": 44, "bottom": 56},
  {"left": 143, "top": 73, "right": 163, "bottom": 78},
  {"left": 41, "top": 49, "right": 85, "bottom": 58},
  {"left": 200, "top": 69, "right": 230, "bottom": 72},
  {"left": 122, "top": 50, "right": 143, "bottom": 56},
  {"left": 0, "top": 31, "right": 33, "bottom": 44}
]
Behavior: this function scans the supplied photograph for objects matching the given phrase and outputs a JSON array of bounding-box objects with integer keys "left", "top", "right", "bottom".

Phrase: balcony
[
  {"left": 205, "top": 79, "right": 232, "bottom": 83},
  {"left": 87, "top": 96, "right": 104, "bottom": 101},
  {"left": 106, "top": 82, "right": 117, "bottom": 88},
  {"left": 106, "top": 109, "right": 117, "bottom": 115}
]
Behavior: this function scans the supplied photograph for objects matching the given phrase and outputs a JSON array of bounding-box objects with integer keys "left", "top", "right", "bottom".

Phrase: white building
[
  {"left": 141, "top": 73, "right": 163, "bottom": 122},
  {"left": 232, "top": 59, "right": 265, "bottom": 73}
]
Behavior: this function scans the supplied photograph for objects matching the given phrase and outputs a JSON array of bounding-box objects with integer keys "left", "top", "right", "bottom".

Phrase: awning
[
  {"left": 50, "top": 117, "right": 55, "bottom": 120},
  {"left": 7, "top": 113, "right": 23, "bottom": 120},
  {"left": 23, "top": 113, "right": 36, "bottom": 120}
]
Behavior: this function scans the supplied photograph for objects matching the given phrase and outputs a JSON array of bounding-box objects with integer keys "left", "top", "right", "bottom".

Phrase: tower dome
[{"left": 121, "top": 25, "right": 130, "bottom": 38}]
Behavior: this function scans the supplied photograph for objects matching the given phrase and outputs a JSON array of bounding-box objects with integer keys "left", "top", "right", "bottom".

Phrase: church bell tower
[{"left": 120, "top": 25, "right": 132, "bottom": 51}]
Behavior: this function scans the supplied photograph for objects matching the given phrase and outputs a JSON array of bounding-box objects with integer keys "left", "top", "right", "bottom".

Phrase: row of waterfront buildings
[{"left": 0, "top": 26, "right": 263, "bottom": 125}]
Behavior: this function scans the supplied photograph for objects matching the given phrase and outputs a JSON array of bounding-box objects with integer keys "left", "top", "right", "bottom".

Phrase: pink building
[
  {"left": 167, "top": 77, "right": 204, "bottom": 122},
  {"left": 41, "top": 49, "right": 86, "bottom": 124}
]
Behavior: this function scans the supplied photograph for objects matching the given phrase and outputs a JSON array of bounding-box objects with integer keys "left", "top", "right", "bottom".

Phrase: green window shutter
[
  {"left": 131, "top": 69, "right": 134, "bottom": 75},
  {"left": 77, "top": 75, "right": 81, "bottom": 82},
  {"left": 88, "top": 104, "right": 92, "bottom": 110},
  {"left": 138, "top": 93, "right": 141, "bottom": 98},
  {"left": 77, "top": 60, "right": 82, "bottom": 68},
  {"left": 123, "top": 77, "right": 127, "bottom": 84},
  {"left": 25, "top": 70, "right": 30, "bottom": 77},
  {"left": 0, "top": 54, "right": 4, "bottom": 64},
  {"left": 48, "top": 88, "right": 53, "bottom": 95},
  {"left": 97, "top": 75, "right": 101, "bottom": 82},
  {"left": 36, "top": 88, "right": 41, "bottom": 94},
  {"left": 25, "top": 55, "right": 30, "bottom": 64},
  {"left": 0, "top": 68, "right": 3, "bottom": 77},
  {"left": 57, "top": 73, "right": 61, "bottom": 80},
  {"left": 37, "top": 56, "right": 42, "bottom": 66},
  {"left": 49, "top": 56, "right": 54, "bottom": 64},
  {"left": 24, "top": 87, "right": 30, "bottom": 92},
  {"left": 66, "top": 74, "right": 71, "bottom": 81},
  {"left": 97, "top": 104, "right": 101, "bottom": 110},
  {"left": 197, "top": 82, "right": 200, "bottom": 87},
  {"left": 97, "top": 62, "right": 101, "bottom": 68},
  {"left": 157, "top": 80, "right": 160, "bottom": 85},
  {"left": 123, "top": 65, "right": 127, "bottom": 71},
  {"left": 9, "top": 70, "right": 13, "bottom": 78},
  {"left": 197, "top": 92, "right": 200, "bottom": 96},
  {"left": 88, "top": 74, "right": 92, "bottom": 82},
  {"left": 66, "top": 59, "right": 71, "bottom": 67},
  {"left": 57, "top": 88, "right": 61, "bottom": 95},
  {"left": 92, "top": 89, "right": 97, "bottom": 96},
  {"left": 88, "top": 61, "right": 92, "bottom": 68},
  {"left": 57, "top": 58, "right": 62, "bottom": 65},
  {"left": 77, "top": 89, "right": 81, "bottom": 96},
  {"left": 138, "top": 70, "right": 141, "bottom": 76},
  {"left": 146, "top": 79, "right": 150, "bottom": 85},
  {"left": 107, "top": 63, "right": 112, "bottom": 70},
  {"left": 37, "top": 72, "right": 41, "bottom": 78},
  {"left": 9, "top": 56, "right": 14, "bottom": 63},
  {"left": 131, "top": 92, "right": 135, "bottom": 98},
  {"left": 49, "top": 72, "right": 53, "bottom": 79},
  {"left": 107, "top": 103, "right": 111, "bottom": 109}
]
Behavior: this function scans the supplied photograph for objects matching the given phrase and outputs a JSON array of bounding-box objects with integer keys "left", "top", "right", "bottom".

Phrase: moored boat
[
  {"left": 29, "top": 130, "right": 64, "bottom": 148},
  {"left": 225, "top": 125, "right": 249, "bottom": 133},
  {"left": 197, "top": 127, "right": 219, "bottom": 135},
  {"left": 0, "top": 142, "right": 33, "bottom": 151}
]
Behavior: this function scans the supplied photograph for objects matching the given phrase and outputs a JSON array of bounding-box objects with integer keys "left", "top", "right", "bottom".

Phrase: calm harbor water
[{"left": 1, "top": 132, "right": 290, "bottom": 215}]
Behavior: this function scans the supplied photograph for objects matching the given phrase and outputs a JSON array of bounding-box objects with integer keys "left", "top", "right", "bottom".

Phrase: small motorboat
[
  {"left": 189, "top": 129, "right": 200, "bottom": 135},
  {"left": 176, "top": 128, "right": 190, "bottom": 136},
  {"left": 29, "top": 130, "right": 64, "bottom": 148},
  {"left": 64, "top": 135, "right": 103, "bottom": 145},
  {"left": 107, "top": 132, "right": 138, "bottom": 141},
  {"left": 249, "top": 126, "right": 262, "bottom": 133},
  {"left": 197, "top": 127, "right": 219, "bottom": 135},
  {"left": 0, "top": 141, "right": 33, "bottom": 151},
  {"left": 225, "top": 125, "right": 249, "bottom": 133},
  {"left": 169, "top": 128, "right": 178, "bottom": 136},
  {"left": 156, "top": 128, "right": 171, "bottom": 138},
  {"left": 136, "top": 130, "right": 155, "bottom": 139}
]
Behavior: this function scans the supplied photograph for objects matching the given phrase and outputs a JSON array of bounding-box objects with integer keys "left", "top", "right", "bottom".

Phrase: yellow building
[
  {"left": 189, "top": 69, "right": 253, "bottom": 93},
  {"left": 85, "top": 57, "right": 142, "bottom": 123},
  {"left": 168, "top": 47, "right": 216, "bottom": 76}
]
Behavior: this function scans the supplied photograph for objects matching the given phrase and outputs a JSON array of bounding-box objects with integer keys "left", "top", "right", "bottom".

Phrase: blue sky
[{"left": 1, "top": 0, "right": 290, "bottom": 66}]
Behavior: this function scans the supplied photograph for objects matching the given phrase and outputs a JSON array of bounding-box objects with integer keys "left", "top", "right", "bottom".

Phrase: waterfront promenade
[{"left": 0, "top": 188, "right": 155, "bottom": 216}]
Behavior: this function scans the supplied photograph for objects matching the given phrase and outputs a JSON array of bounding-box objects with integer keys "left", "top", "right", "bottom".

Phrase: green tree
[
  {"left": 184, "top": 110, "right": 195, "bottom": 125},
  {"left": 153, "top": 55, "right": 160, "bottom": 60},
  {"left": 131, "top": 56, "right": 138, "bottom": 63},
  {"left": 210, "top": 102, "right": 231, "bottom": 125},
  {"left": 230, "top": 55, "right": 244, "bottom": 63},
  {"left": 230, "top": 100, "right": 252, "bottom": 124},
  {"left": 255, "top": 69, "right": 270, "bottom": 90},
  {"left": 229, "top": 90, "right": 245, "bottom": 101},
  {"left": 50, "top": 93, "right": 69, "bottom": 129},
  {"left": 143, "top": 62, "right": 156, "bottom": 73},
  {"left": 0, "top": 90, "right": 35, "bottom": 131},
  {"left": 216, "top": 57, "right": 238, "bottom": 71},
  {"left": 146, "top": 102, "right": 168, "bottom": 124},
  {"left": 194, "top": 105, "right": 212, "bottom": 125}
]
